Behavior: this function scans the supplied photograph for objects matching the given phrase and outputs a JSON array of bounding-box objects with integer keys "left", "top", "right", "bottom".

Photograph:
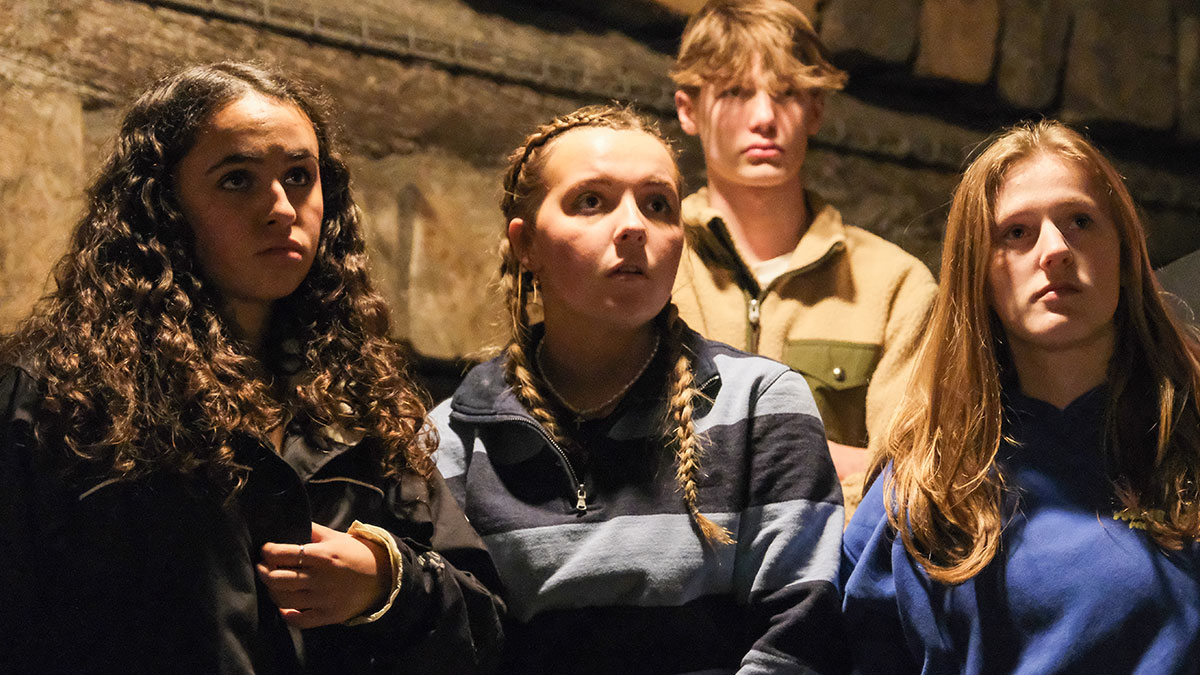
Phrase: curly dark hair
[{"left": 1, "top": 62, "right": 433, "bottom": 490}]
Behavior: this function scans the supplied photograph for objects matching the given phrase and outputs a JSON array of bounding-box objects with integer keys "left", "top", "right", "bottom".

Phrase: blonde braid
[
  {"left": 498, "top": 236, "right": 572, "bottom": 448},
  {"left": 664, "top": 305, "right": 735, "bottom": 546}
]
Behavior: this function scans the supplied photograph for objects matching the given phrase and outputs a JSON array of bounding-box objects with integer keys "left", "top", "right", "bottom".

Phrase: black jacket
[{"left": 0, "top": 365, "right": 504, "bottom": 674}]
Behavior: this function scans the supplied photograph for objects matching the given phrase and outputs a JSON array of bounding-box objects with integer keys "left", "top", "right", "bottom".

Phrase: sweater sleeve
[
  {"left": 344, "top": 465, "right": 505, "bottom": 674},
  {"left": 0, "top": 366, "right": 40, "bottom": 673},
  {"left": 841, "top": 474, "right": 919, "bottom": 674},
  {"left": 864, "top": 261, "right": 935, "bottom": 455},
  {"left": 735, "top": 369, "right": 851, "bottom": 674}
]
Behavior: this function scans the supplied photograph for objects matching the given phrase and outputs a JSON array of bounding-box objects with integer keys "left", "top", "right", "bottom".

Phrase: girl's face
[
  {"left": 175, "top": 92, "right": 323, "bottom": 320},
  {"left": 987, "top": 153, "right": 1121, "bottom": 359},
  {"left": 509, "top": 127, "right": 683, "bottom": 331}
]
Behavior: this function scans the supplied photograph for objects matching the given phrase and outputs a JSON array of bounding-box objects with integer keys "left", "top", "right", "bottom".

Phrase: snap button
[{"left": 832, "top": 366, "right": 846, "bottom": 382}]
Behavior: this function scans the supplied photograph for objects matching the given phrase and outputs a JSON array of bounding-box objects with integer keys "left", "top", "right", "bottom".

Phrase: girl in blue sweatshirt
[{"left": 842, "top": 120, "right": 1200, "bottom": 674}]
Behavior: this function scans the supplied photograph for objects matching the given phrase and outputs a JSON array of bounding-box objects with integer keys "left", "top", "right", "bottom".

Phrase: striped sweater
[{"left": 433, "top": 327, "right": 848, "bottom": 674}]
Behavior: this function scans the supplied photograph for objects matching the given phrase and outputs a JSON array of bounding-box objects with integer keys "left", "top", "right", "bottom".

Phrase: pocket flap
[{"left": 782, "top": 339, "right": 880, "bottom": 391}]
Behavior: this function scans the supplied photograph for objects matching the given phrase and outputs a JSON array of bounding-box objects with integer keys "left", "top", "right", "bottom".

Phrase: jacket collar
[{"left": 681, "top": 187, "right": 847, "bottom": 279}]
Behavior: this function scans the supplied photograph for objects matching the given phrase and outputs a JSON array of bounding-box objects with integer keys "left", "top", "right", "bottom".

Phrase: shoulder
[
  {"left": 0, "top": 363, "right": 42, "bottom": 424},
  {"left": 840, "top": 225, "right": 934, "bottom": 281},
  {"left": 686, "top": 329, "right": 822, "bottom": 426}
]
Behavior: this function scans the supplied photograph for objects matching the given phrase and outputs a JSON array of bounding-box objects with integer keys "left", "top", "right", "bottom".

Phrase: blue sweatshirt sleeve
[{"left": 841, "top": 474, "right": 919, "bottom": 674}]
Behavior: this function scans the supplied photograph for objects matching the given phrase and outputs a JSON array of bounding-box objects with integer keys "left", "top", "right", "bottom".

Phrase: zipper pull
[
  {"left": 575, "top": 484, "right": 588, "bottom": 513},
  {"left": 748, "top": 297, "right": 761, "bottom": 328}
]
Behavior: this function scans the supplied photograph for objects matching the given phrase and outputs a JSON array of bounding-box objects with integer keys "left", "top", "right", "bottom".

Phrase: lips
[
  {"left": 745, "top": 142, "right": 782, "bottom": 157},
  {"left": 258, "top": 239, "right": 307, "bottom": 259},
  {"left": 608, "top": 261, "right": 646, "bottom": 277},
  {"left": 1033, "top": 281, "right": 1081, "bottom": 302}
]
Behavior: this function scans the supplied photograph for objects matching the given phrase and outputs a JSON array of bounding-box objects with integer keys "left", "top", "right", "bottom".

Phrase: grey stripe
[
  {"left": 431, "top": 400, "right": 469, "bottom": 480},
  {"left": 732, "top": 499, "right": 843, "bottom": 601},
  {"left": 483, "top": 497, "right": 840, "bottom": 622},
  {"left": 696, "top": 356, "right": 821, "bottom": 434},
  {"left": 739, "top": 648, "right": 808, "bottom": 674}
]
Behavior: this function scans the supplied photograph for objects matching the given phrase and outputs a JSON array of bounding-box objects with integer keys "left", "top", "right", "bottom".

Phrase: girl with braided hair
[
  {"left": 0, "top": 62, "right": 503, "bottom": 674},
  {"left": 433, "top": 104, "right": 847, "bottom": 673}
]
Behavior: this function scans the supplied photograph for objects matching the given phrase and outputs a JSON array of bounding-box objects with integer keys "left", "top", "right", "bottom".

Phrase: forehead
[
  {"left": 993, "top": 154, "right": 1104, "bottom": 221},
  {"left": 541, "top": 127, "right": 677, "bottom": 187},
  {"left": 193, "top": 92, "right": 318, "bottom": 153}
]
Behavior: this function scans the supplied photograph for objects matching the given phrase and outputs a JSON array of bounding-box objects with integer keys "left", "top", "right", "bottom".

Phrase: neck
[
  {"left": 1008, "top": 330, "right": 1114, "bottom": 410},
  {"left": 705, "top": 176, "right": 809, "bottom": 264},
  {"left": 537, "top": 316, "right": 660, "bottom": 416},
  {"left": 226, "top": 299, "right": 272, "bottom": 356}
]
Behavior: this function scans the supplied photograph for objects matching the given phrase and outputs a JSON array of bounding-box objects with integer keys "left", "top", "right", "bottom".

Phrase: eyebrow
[
  {"left": 204, "top": 149, "right": 316, "bottom": 175},
  {"left": 569, "top": 176, "right": 678, "bottom": 190}
]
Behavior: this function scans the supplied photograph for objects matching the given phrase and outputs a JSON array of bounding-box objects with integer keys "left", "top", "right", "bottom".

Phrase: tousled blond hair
[
  {"left": 499, "top": 104, "right": 733, "bottom": 546},
  {"left": 671, "top": 0, "right": 847, "bottom": 94},
  {"left": 873, "top": 120, "right": 1200, "bottom": 584}
]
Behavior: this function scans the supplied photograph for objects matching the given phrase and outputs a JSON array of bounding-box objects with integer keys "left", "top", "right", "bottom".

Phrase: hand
[
  {"left": 827, "top": 440, "right": 870, "bottom": 481},
  {"left": 257, "top": 522, "right": 392, "bottom": 629}
]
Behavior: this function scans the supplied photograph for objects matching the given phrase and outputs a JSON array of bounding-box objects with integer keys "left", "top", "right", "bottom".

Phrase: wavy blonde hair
[
  {"left": 499, "top": 104, "right": 733, "bottom": 546},
  {"left": 671, "top": 0, "right": 847, "bottom": 94},
  {"left": 2, "top": 62, "right": 433, "bottom": 491},
  {"left": 873, "top": 120, "right": 1200, "bottom": 584}
]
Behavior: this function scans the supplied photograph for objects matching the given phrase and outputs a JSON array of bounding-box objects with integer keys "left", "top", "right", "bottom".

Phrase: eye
[
  {"left": 574, "top": 192, "right": 604, "bottom": 212},
  {"left": 719, "top": 85, "right": 746, "bottom": 99},
  {"left": 643, "top": 193, "right": 677, "bottom": 218},
  {"left": 1001, "top": 224, "right": 1029, "bottom": 242},
  {"left": 1071, "top": 213, "right": 1093, "bottom": 229},
  {"left": 283, "top": 166, "right": 314, "bottom": 187},
  {"left": 218, "top": 170, "right": 251, "bottom": 191}
]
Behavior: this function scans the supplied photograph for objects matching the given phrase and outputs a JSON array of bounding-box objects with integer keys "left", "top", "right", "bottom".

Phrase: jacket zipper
[
  {"left": 744, "top": 241, "right": 846, "bottom": 354},
  {"left": 747, "top": 296, "right": 762, "bottom": 352},
  {"left": 488, "top": 414, "right": 588, "bottom": 514}
]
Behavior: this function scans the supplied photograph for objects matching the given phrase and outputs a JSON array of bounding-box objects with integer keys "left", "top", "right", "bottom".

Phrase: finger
[
  {"left": 256, "top": 564, "right": 313, "bottom": 591},
  {"left": 271, "top": 589, "right": 315, "bottom": 612},
  {"left": 310, "top": 521, "right": 336, "bottom": 542},
  {"left": 260, "top": 542, "right": 307, "bottom": 568},
  {"left": 280, "top": 607, "right": 333, "bottom": 630}
]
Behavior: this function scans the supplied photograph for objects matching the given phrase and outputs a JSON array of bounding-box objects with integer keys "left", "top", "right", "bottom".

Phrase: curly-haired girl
[
  {"left": 842, "top": 120, "right": 1200, "bottom": 672},
  {"left": 433, "top": 104, "right": 847, "bottom": 673},
  {"left": 0, "top": 62, "right": 503, "bottom": 674}
]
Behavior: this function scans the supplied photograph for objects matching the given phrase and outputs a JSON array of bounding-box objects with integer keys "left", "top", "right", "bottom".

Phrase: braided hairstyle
[{"left": 499, "top": 104, "right": 733, "bottom": 546}]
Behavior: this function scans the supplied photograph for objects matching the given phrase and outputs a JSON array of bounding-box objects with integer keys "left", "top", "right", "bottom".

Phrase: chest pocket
[{"left": 783, "top": 339, "right": 880, "bottom": 447}]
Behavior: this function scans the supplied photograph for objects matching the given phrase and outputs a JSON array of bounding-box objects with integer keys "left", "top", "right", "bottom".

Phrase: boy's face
[{"left": 676, "top": 59, "right": 824, "bottom": 192}]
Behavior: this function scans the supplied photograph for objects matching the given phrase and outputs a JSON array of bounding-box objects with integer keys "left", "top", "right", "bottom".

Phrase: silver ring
[{"left": 297, "top": 544, "right": 305, "bottom": 568}]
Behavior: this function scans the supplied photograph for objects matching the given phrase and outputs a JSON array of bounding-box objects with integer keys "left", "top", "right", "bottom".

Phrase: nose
[
  {"left": 613, "top": 194, "right": 647, "bottom": 245},
  {"left": 1036, "top": 220, "right": 1073, "bottom": 270},
  {"left": 748, "top": 89, "right": 777, "bottom": 134},
  {"left": 266, "top": 180, "right": 297, "bottom": 229}
]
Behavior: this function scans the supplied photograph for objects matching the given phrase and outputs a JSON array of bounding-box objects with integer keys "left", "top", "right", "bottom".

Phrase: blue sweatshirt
[
  {"left": 434, "top": 326, "right": 848, "bottom": 674},
  {"left": 841, "top": 387, "right": 1200, "bottom": 674}
]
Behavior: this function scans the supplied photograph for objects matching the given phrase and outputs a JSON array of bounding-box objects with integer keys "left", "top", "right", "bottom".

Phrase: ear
[
  {"left": 675, "top": 90, "right": 700, "bottom": 136},
  {"left": 806, "top": 90, "right": 826, "bottom": 137},
  {"left": 507, "top": 217, "right": 539, "bottom": 272}
]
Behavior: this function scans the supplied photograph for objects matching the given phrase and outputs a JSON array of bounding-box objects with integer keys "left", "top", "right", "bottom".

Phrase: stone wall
[{"left": 1, "top": 0, "right": 1197, "bottom": 365}]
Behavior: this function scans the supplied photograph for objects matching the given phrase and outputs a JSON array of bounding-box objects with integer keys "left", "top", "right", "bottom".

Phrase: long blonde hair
[
  {"left": 874, "top": 120, "right": 1200, "bottom": 583},
  {"left": 498, "top": 104, "right": 733, "bottom": 546}
]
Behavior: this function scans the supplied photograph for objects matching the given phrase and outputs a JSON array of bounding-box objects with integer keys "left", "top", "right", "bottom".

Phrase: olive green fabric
[{"left": 785, "top": 339, "right": 881, "bottom": 446}]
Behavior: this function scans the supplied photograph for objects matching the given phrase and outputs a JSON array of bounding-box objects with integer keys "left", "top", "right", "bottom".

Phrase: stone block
[
  {"left": 0, "top": 78, "right": 84, "bottom": 330},
  {"left": 820, "top": 0, "right": 921, "bottom": 65},
  {"left": 997, "top": 0, "right": 1071, "bottom": 109},
  {"left": 348, "top": 150, "right": 507, "bottom": 360},
  {"left": 1179, "top": 5, "right": 1200, "bottom": 141},
  {"left": 1062, "top": 0, "right": 1175, "bottom": 130},
  {"left": 914, "top": 0, "right": 1001, "bottom": 85}
]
